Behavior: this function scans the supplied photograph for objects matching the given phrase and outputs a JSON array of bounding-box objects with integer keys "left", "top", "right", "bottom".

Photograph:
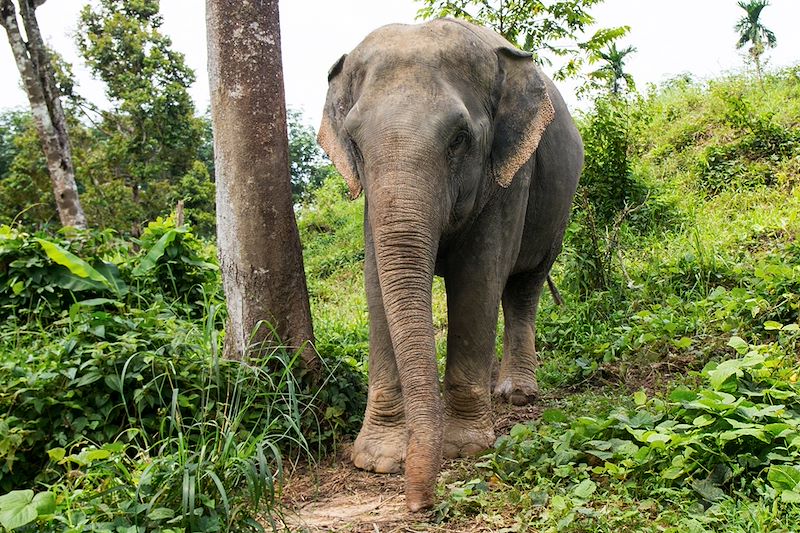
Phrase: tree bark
[
  {"left": 206, "top": 0, "right": 318, "bottom": 371},
  {"left": 0, "top": 0, "right": 87, "bottom": 229}
]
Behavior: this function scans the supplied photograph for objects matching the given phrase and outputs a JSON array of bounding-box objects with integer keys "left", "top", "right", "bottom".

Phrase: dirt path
[{"left": 275, "top": 403, "right": 543, "bottom": 532}]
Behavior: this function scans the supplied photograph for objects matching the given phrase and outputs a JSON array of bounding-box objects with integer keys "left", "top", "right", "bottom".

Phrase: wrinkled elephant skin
[{"left": 318, "top": 19, "right": 583, "bottom": 512}]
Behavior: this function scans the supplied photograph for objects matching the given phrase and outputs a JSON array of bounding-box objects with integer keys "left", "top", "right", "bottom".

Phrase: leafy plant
[{"left": 416, "top": 0, "right": 629, "bottom": 80}]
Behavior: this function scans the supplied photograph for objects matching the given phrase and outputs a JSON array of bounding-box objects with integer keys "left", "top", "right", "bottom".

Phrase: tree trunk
[
  {"left": 206, "top": 0, "right": 318, "bottom": 372},
  {"left": 0, "top": 0, "right": 87, "bottom": 229}
]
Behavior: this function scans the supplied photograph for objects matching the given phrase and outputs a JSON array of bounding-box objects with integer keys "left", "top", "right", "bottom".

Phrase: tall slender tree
[
  {"left": 207, "top": 0, "right": 318, "bottom": 371},
  {"left": 0, "top": 0, "right": 87, "bottom": 228},
  {"left": 735, "top": 0, "right": 776, "bottom": 81},
  {"left": 77, "top": 0, "right": 205, "bottom": 225},
  {"left": 589, "top": 43, "right": 637, "bottom": 95}
]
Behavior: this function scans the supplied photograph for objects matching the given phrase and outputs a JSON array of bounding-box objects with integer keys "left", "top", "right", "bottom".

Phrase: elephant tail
[{"left": 546, "top": 275, "right": 564, "bottom": 307}]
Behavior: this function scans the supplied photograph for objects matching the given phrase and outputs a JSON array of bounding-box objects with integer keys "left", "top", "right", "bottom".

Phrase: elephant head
[{"left": 317, "top": 19, "right": 555, "bottom": 511}]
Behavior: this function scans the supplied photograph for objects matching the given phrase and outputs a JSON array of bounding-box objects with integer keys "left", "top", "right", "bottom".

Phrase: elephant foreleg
[
  {"left": 441, "top": 275, "right": 499, "bottom": 458},
  {"left": 351, "top": 220, "right": 406, "bottom": 474},
  {"left": 494, "top": 272, "right": 546, "bottom": 405}
]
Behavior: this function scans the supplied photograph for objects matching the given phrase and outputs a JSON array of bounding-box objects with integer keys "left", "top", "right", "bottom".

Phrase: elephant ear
[
  {"left": 491, "top": 47, "right": 555, "bottom": 188},
  {"left": 317, "top": 54, "right": 362, "bottom": 199}
]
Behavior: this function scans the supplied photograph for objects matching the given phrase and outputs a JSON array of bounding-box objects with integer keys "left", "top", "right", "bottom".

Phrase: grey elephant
[{"left": 318, "top": 19, "right": 583, "bottom": 511}]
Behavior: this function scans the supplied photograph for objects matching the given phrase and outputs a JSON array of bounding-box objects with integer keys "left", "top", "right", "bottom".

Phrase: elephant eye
[{"left": 448, "top": 131, "right": 470, "bottom": 156}]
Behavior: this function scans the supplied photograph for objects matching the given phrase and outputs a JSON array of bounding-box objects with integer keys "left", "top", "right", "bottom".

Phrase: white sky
[{"left": 1, "top": 0, "right": 799, "bottom": 129}]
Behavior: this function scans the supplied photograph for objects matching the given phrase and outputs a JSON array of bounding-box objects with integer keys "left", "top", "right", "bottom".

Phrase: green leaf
[
  {"left": 31, "top": 492, "right": 55, "bottom": 515},
  {"left": 706, "top": 354, "right": 764, "bottom": 390},
  {"left": 47, "top": 448, "right": 65, "bottom": 462},
  {"left": 572, "top": 479, "right": 597, "bottom": 499},
  {"left": 148, "top": 507, "right": 176, "bottom": 520},
  {"left": 71, "top": 298, "right": 120, "bottom": 312},
  {"left": 669, "top": 388, "right": 697, "bottom": 402},
  {"left": 693, "top": 414, "right": 715, "bottom": 427},
  {"left": 0, "top": 490, "right": 38, "bottom": 530},
  {"left": 66, "top": 448, "right": 111, "bottom": 466},
  {"left": 767, "top": 465, "right": 800, "bottom": 491},
  {"left": 662, "top": 466, "right": 684, "bottom": 480},
  {"left": 133, "top": 229, "right": 179, "bottom": 276},
  {"left": 633, "top": 390, "right": 647, "bottom": 406},
  {"left": 509, "top": 424, "right": 532, "bottom": 438},
  {"left": 94, "top": 262, "right": 128, "bottom": 296},
  {"left": 541, "top": 409, "right": 568, "bottom": 423},
  {"left": 691, "top": 479, "right": 727, "bottom": 502},
  {"left": 36, "top": 239, "right": 108, "bottom": 285},
  {"left": 719, "top": 428, "right": 767, "bottom": 443},
  {"left": 642, "top": 431, "right": 671, "bottom": 446},
  {"left": 781, "top": 490, "right": 800, "bottom": 503},
  {"left": 672, "top": 336, "right": 692, "bottom": 349},
  {"left": 727, "top": 336, "right": 749, "bottom": 355},
  {"left": 180, "top": 256, "right": 218, "bottom": 270},
  {"left": 50, "top": 269, "right": 107, "bottom": 292},
  {"left": 763, "top": 321, "right": 783, "bottom": 330}
]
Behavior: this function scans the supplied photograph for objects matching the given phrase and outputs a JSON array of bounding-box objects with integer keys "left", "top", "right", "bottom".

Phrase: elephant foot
[
  {"left": 442, "top": 417, "right": 495, "bottom": 459},
  {"left": 493, "top": 374, "right": 539, "bottom": 406},
  {"left": 351, "top": 420, "right": 407, "bottom": 473}
]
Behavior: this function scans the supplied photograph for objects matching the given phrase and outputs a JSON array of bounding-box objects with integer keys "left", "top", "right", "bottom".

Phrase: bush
[
  {"left": 564, "top": 96, "right": 649, "bottom": 294},
  {"left": 576, "top": 96, "right": 646, "bottom": 225},
  {"left": 0, "top": 218, "right": 366, "bottom": 530}
]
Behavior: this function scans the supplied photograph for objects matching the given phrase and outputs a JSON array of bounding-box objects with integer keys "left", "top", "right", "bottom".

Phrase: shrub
[{"left": 0, "top": 219, "right": 366, "bottom": 530}]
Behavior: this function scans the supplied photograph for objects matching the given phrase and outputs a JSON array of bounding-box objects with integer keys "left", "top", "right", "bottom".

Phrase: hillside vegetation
[{"left": 1, "top": 67, "right": 799, "bottom": 531}]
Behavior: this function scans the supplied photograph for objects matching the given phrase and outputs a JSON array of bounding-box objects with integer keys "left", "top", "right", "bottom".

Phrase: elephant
[{"left": 317, "top": 18, "right": 583, "bottom": 512}]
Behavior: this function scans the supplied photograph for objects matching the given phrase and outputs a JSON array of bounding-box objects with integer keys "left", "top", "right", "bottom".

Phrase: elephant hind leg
[{"left": 494, "top": 271, "right": 547, "bottom": 405}]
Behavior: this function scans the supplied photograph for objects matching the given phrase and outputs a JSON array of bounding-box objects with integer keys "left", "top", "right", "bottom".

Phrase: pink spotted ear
[
  {"left": 317, "top": 54, "right": 362, "bottom": 199},
  {"left": 491, "top": 47, "right": 555, "bottom": 187}
]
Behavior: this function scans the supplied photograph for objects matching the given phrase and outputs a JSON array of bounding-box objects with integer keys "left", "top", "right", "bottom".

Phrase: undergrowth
[
  {"left": 0, "top": 218, "right": 364, "bottom": 531},
  {"left": 1, "top": 67, "right": 800, "bottom": 531}
]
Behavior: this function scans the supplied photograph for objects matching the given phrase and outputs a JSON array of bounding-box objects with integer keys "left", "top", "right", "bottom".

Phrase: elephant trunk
[{"left": 367, "top": 169, "right": 443, "bottom": 512}]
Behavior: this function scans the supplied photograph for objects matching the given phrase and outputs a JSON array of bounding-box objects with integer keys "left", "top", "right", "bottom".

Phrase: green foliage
[
  {"left": 68, "top": 0, "right": 212, "bottom": 233},
  {"left": 288, "top": 109, "right": 336, "bottom": 204},
  {"left": 0, "top": 112, "right": 55, "bottom": 228},
  {"left": 77, "top": 0, "right": 202, "bottom": 183},
  {"left": 577, "top": 97, "right": 642, "bottom": 225},
  {"left": 130, "top": 216, "right": 219, "bottom": 310},
  {"left": 441, "top": 329, "right": 800, "bottom": 530},
  {"left": 0, "top": 217, "right": 217, "bottom": 324},
  {"left": 0, "top": 490, "right": 55, "bottom": 530},
  {"left": 416, "top": 0, "right": 629, "bottom": 80},
  {"left": 564, "top": 95, "right": 646, "bottom": 294},
  {"left": 735, "top": 0, "right": 777, "bottom": 52},
  {"left": 635, "top": 69, "right": 800, "bottom": 196},
  {"left": 0, "top": 216, "right": 365, "bottom": 530},
  {"left": 0, "top": 111, "right": 25, "bottom": 184},
  {"left": 698, "top": 85, "right": 798, "bottom": 194},
  {"left": 297, "top": 177, "right": 370, "bottom": 363}
]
